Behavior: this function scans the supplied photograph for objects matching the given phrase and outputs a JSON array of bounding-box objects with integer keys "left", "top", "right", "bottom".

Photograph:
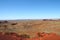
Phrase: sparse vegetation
[
  {"left": 11, "top": 22, "right": 17, "bottom": 25},
  {"left": 0, "top": 21, "right": 2, "bottom": 24},
  {"left": 37, "top": 32, "right": 41, "bottom": 37},
  {"left": 23, "top": 23, "right": 32, "bottom": 29},
  {"left": 3, "top": 21, "right": 8, "bottom": 23},
  {"left": 19, "top": 34, "right": 30, "bottom": 38},
  {"left": 0, "top": 20, "right": 60, "bottom": 38}
]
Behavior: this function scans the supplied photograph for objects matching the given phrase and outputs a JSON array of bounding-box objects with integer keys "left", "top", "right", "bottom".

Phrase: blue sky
[{"left": 0, "top": 0, "right": 60, "bottom": 20}]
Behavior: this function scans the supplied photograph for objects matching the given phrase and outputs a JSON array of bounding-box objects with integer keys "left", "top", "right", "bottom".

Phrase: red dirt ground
[{"left": 0, "top": 32, "right": 60, "bottom": 40}]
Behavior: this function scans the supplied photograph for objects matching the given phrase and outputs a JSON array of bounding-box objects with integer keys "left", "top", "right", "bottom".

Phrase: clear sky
[{"left": 0, "top": 0, "right": 60, "bottom": 20}]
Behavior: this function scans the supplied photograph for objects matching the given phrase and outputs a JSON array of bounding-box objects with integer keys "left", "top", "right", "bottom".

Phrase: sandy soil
[{"left": 0, "top": 19, "right": 60, "bottom": 39}]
